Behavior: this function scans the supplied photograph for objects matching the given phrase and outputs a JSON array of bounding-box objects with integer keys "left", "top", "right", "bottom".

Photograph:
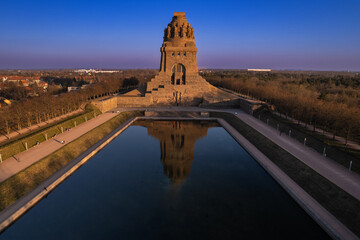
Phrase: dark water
[{"left": 1, "top": 120, "right": 330, "bottom": 239}]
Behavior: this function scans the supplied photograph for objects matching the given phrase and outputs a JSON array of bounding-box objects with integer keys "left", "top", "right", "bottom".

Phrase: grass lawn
[
  {"left": 211, "top": 111, "right": 360, "bottom": 237},
  {"left": 0, "top": 111, "right": 142, "bottom": 212}
]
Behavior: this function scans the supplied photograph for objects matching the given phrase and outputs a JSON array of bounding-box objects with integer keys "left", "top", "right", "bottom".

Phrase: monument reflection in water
[{"left": 134, "top": 120, "right": 218, "bottom": 185}]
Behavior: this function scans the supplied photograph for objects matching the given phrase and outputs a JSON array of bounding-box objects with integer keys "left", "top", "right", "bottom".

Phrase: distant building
[
  {"left": 25, "top": 87, "right": 38, "bottom": 97},
  {"left": 38, "top": 80, "right": 48, "bottom": 90},
  {"left": 6, "top": 76, "right": 25, "bottom": 81},
  {"left": 7, "top": 79, "right": 19, "bottom": 84},
  {"left": 20, "top": 80, "right": 30, "bottom": 87},
  {"left": 67, "top": 86, "right": 80, "bottom": 92},
  {"left": 248, "top": 69, "right": 271, "bottom": 72},
  {"left": 2, "top": 76, "right": 42, "bottom": 85},
  {"left": 74, "top": 69, "right": 120, "bottom": 74}
]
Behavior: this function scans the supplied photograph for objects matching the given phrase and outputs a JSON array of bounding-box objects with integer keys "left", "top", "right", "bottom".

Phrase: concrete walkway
[
  {"left": 0, "top": 112, "right": 118, "bottom": 183},
  {"left": 0, "top": 109, "right": 83, "bottom": 143},
  {"left": 233, "top": 110, "right": 360, "bottom": 201}
]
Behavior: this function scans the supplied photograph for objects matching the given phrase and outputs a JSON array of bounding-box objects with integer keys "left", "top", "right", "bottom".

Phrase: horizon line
[{"left": 0, "top": 68, "right": 359, "bottom": 73}]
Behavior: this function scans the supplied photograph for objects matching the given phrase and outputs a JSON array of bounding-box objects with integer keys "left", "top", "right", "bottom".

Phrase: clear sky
[{"left": 0, "top": 0, "right": 359, "bottom": 71}]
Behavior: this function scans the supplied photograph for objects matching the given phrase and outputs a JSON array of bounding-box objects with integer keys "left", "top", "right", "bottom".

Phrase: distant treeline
[
  {"left": 203, "top": 70, "right": 360, "bottom": 142},
  {"left": 0, "top": 69, "right": 156, "bottom": 136}
]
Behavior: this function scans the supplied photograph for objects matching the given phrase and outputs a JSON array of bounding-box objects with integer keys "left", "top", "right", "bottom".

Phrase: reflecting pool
[{"left": 1, "top": 120, "right": 330, "bottom": 239}]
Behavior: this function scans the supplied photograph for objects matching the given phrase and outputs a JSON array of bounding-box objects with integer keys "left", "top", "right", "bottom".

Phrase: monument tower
[
  {"left": 114, "top": 12, "right": 238, "bottom": 108},
  {"left": 144, "top": 12, "right": 236, "bottom": 105},
  {"left": 159, "top": 12, "right": 198, "bottom": 78}
]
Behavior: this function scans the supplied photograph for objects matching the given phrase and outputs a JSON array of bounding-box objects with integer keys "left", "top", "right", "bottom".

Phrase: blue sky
[{"left": 0, "top": 0, "right": 359, "bottom": 71}]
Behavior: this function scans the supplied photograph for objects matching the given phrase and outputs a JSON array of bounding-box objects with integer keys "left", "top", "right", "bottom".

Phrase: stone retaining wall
[{"left": 92, "top": 97, "right": 118, "bottom": 112}]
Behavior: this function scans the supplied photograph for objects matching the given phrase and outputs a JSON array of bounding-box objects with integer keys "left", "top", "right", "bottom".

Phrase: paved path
[
  {"left": 272, "top": 111, "right": 360, "bottom": 150},
  {"left": 0, "top": 109, "right": 83, "bottom": 143},
  {"left": 232, "top": 110, "right": 360, "bottom": 201},
  {"left": 0, "top": 112, "right": 118, "bottom": 183}
]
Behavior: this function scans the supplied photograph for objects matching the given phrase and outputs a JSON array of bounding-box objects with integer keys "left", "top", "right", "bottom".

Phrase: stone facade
[
  {"left": 92, "top": 97, "right": 118, "bottom": 112},
  {"left": 144, "top": 12, "right": 237, "bottom": 106}
]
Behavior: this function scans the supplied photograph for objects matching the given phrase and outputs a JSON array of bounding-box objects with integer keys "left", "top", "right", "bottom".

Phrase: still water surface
[{"left": 1, "top": 120, "right": 329, "bottom": 239}]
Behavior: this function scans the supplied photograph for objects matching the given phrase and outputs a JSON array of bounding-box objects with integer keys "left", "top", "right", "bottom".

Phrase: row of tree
[
  {"left": 204, "top": 71, "right": 360, "bottom": 143},
  {"left": 0, "top": 75, "right": 145, "bottom": 136}
]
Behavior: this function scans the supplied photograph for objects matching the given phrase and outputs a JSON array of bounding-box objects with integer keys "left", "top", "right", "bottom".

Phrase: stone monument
[
  {"left": 109, "top": 12, "right": 239, "bottom": 108},
  {"left": 144, "top": 12, "right": 236, "bottom": 105}
]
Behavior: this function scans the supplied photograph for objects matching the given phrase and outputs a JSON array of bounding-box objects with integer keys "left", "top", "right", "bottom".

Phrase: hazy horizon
[{"left": 1, "top": 67, "right": 360, "bottom": 73}]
